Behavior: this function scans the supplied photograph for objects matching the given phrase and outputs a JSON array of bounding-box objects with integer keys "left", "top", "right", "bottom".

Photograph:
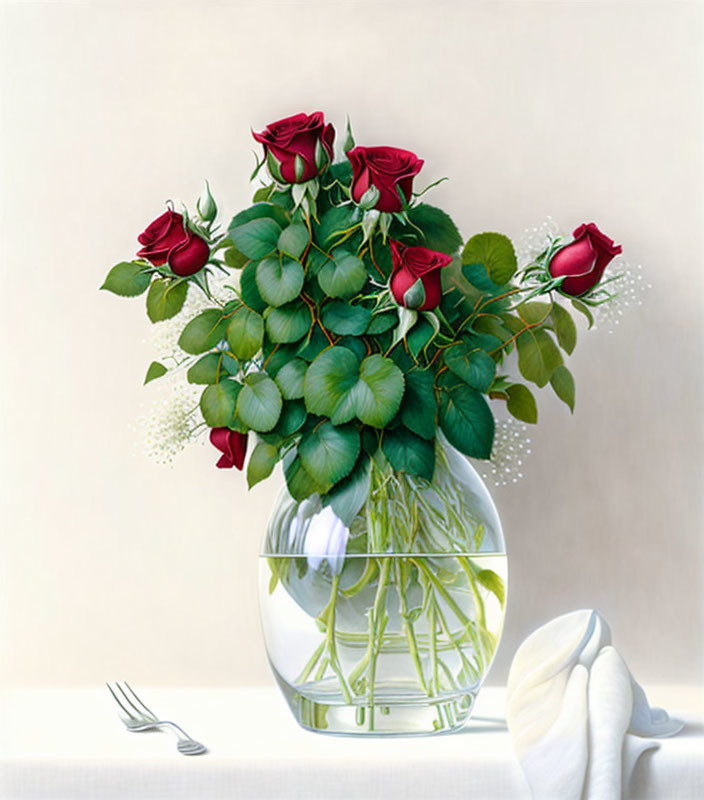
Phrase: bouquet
[{"left": 101, "top": 111, "right": 625, "bottom": 734}]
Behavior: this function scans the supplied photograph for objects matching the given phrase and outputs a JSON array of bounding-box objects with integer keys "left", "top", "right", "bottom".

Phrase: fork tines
[{"left": 106, "top": 681, "right": 159, "bottom": 723}]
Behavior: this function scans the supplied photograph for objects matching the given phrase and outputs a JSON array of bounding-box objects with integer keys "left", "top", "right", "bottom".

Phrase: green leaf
[
  {"left": 550, "top": 365, "right": 575, "bottom": 412},
  {"left": 443, "top": 344, "right": 496, "bottom": 392},
  {"left": 229, "top": 202, "right": 290, "bottom": 229},
  {"left": 200, "top": 380, "right": 242, "bottom": 427},
  {"left": 247, "top": 440, "right": 279, "bottom": 488},
  {"left": 321, "top": 301, "right": 371, "bottom": 336},
  {"left": 314, "top": 205, "right": 362, "bottom": 250},
  {"left": 229, "top": 217, "right": 282, "bottom": 259},
  {"left": 355, "top": 355, "right": 405, "bottom": 427},
  {"left": 273, "top": 399, "right": 307, "bottom": 437},
  {"left": 406, "top": 318, "right": 435, "bottom": 357},
  {"left": 223, "top": 246, "right": 248, "bottom": 269},
  {"left": 382, "top": 427, "right": 435, "bottom": 480},
  {"left": 406, "top": 204, "right": 462, "bottom": 255},
  {"left": 303, "top": 347, "right": 405, "bottom": 428},
  {"left": 461, "top": 232, "right": 517, "bottom": 285},
  {"left": 144, "top": 361, "right": 167, "bottom": 384},
  {"left": 438, "top": 372, "right": 494, "bottom": 459},
  {"left": 317, "top": 249, "right": 367, "bottom": 299},
  {"left": 265, "top": 301, "right": 313, "bottom": 343},
  {"left": 551, "top": 303, "right": 577, "bottom": 354},
  {"left": 571, "top": 297, "right": 594, "bottom": 329},
  {"left": 298, "top": 421, "right": 361, "bottom": 489},
  {"left": 516, "top": 328, "right": 563, "bottom": 388},
  {"left": 400, "top": 369, "right": 437, "bottom": 440},
  {"left": 284, "top": 452, "right": 324, "bottom": 501},
  {"left": 146, "top": 278, "right": 188, "bottom": 322},
  {"left": 517, "top": 301, "right": 552, "bottom": 326},
  {"left": 179, "top": 309, "right": 227, "bottom": 354},
  {"left": 101, "top": 261, "right": 151, "bottom": 296},
  {"left": 506, "top": 383, "right": 538, "bottom": 424},
  {"left": 475, "top": 568, "right": 505, "bottom": 608},
  {"left": 255, "top": 256, "right": 304, "bottom": 306},
  {"left": 274, "top": 358, "right": 308, "bottom": 399},
  {"left": 277, "top": 222, "right": 310, "bottom": 259},
  {"left": 326, "top": 456, "right": 371, "bottom": 526},
  {"left": 239, "top": 260, "right": 267, "bottom": 312},
  {"left": 187, "top": 353, "right": 223, "bottom": 385},
  {"left": 367, "top": 311, "right": 397, "bottom": 335},
  {"left": 236, "top": 373, "right": 282, "bottom": 432},
  {"left": 226, "top": 307, "right": 264, "bottom": 361}
]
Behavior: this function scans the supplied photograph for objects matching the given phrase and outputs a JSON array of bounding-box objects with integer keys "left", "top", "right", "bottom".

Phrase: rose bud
[
  {"left": 209, "top": 427, "right": 248, "bottom": 470},
  {"left": 137, "top": 210, "right": 210, "bottom": 277},
  {"left": 252, "top": 111, "right": 335, "bottom": 184},
  {"left": 548, "top": 223, "right": 622, "bottom": 297},
  {"left": 347, "top": 146, "right": 424, "bottom": 213},
  {"left": 389, "top": 239, "right": 452, "bottom": 311}
]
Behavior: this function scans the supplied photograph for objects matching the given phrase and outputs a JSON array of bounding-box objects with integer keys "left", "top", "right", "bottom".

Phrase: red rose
[
  {"left": 209, "top": 428, "right": 248, "bottom": 470},
  {"left": 389, "top": 239, "right": 452, "bottom": 311},
  {"left": 252, "top": 111, "right": 335, "bottom": 184},
  {"left": 347, "top": 146, "right": 424, "bottom": 213},
  {"left": 548, "top": 223, "right": 622, "bottom": 297},
  {"left": 137, "top": 210, "right": 210, "bottom": 277}
]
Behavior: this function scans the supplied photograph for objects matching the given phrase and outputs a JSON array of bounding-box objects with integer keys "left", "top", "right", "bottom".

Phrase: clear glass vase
[{"left": 259, "top": 435, "right": 507, "bottom": 735}]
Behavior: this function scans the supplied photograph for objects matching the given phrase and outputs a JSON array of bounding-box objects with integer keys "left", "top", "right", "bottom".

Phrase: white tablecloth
[{"left": 1, "top": 686, "right": 702, "bottom": 799}]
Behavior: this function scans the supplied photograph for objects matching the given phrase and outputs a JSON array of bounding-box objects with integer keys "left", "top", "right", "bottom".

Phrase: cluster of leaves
[{"left": 102, "top": 160, "right": 587, "bottom": 518}]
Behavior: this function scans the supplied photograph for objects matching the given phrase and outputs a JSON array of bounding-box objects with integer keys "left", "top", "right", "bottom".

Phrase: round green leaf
[
  {"left": 101, "top": 261, "right": 151, "bottom": 297},
  {"left": 226, "top": 307, "right": 264, "bottom": 361},
  {"left": 506, "top": 383, "right": 538, "bottom": 424},
  {"left": 228, "top": 217, "right": 282, "bottom": 260},
  {"left": 298, "top": 421, "right": 361, "bottom": 488},
  {"left": 317, "top": 249, "right": 367, "bottom": 299},
  {"left": 146, "top": 278, "right": 188, "bottom": 322},
  {"left": 187, "top": 353, "right": 223, "bottom": 385},
  {"left": 265, "top": 301, "right": 313, "bottom": 343},
  {"left": 236, "top": 373, "right": 282, "bottom": 432},
  {"left": 255, "top": 256, "right": 304, "bottom": 307},
  {"left": 438, "top": 373, "right": 494, "bottom": 459},
  {"left": 284, "top": 452, "right": 325, "bottom": 501},
  {"left": 179, "top": 309, "right": 228, "bottom": 354},
  {"left": 355, "top": 355, "right": 405, "bottom": 427},
  {"left": 461, "top": 232, "right": 517, "bottom": 285},
  {"left": 303, "top": 348, "right": 404, "bottom": 428},
  {"left": 273, "top": 399, "right": 307, "bottom": 437},
  {"left": 406, "top": 204, "right": 463, "bottom": 255},
  {"left": 200, "top": 380, "right": 242, "bottom": 427},
  {"left": 277, "top": 222, "right": 310, "bottom": 259},
  {"left": 274, "top": 358, "right": 308, "bottom": 399},
  {"left": 321, "top": 301, "right": 371, "bottom": 336}
]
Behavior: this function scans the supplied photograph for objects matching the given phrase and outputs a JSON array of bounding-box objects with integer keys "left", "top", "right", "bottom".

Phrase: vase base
[{"left": 279, "top": 681, "right": 477, "bottom": 736}]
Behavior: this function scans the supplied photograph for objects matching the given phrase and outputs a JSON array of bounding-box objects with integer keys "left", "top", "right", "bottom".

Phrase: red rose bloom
[
  {"left": 389, "top": 240, "right": 452, "bottom": 311},
  {"left": 209, "top": 428, "right": 248, "bottom": 470},
  {"left": 347, "top": 146, "right": 424, "bottom": 213},
  {"left": 548, "top": 223, "right": 622, "bottom": 297},
  {"left": 252, "top": 111, "right": 335, "bottom": 184},
  {"left": 137, "top": 210, "right": 210, "bottom": 277}
]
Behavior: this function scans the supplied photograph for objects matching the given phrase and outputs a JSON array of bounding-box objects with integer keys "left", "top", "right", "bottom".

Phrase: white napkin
[{"left": 506, "top": 609, "right": 683, "bottom": 800}]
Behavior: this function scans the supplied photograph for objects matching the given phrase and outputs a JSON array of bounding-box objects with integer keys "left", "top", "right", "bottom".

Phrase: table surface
[{"left": 1, "top": 685, "right": 702, "bottom": 800}]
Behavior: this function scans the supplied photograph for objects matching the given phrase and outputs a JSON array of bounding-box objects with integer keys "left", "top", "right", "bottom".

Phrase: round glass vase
[{"left": 259, "top": 436, "right": 507, "bottom": 736}]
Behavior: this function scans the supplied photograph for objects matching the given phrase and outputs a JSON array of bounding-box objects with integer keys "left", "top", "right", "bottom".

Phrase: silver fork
[{"left": 106, "top": 681, "right": 208, "bottom": 756}]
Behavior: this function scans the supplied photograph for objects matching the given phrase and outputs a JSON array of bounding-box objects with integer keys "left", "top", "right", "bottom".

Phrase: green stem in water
[
  {"left": 325, "top": 575, "right": 353, "bottom": 703},
  {"left": 395, "top": 559, "right": 428, "bottom": 695}
]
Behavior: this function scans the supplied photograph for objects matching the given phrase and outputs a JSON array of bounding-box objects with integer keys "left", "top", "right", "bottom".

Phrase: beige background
[{"left": 1, "top": 0, "right": 702, "bottom": 689}]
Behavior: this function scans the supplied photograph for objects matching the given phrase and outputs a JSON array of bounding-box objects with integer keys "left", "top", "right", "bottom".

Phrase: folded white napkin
[{"left": 506, "top": 609, "right": 683, "bottom": 800}]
